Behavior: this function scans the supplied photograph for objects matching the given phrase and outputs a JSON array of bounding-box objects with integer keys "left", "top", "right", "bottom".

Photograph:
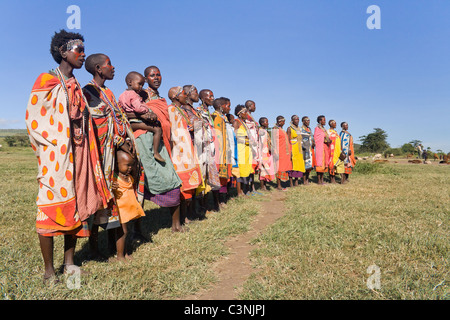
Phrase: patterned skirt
[
  {"left": 145, "top": 187, "right": 181, "bottom": 207},
  {"left": 276, "top": 171, "right": 290, "bottom": 182},
  {"left": 37, "top": 220, "right": 90, "bottom": 238}
]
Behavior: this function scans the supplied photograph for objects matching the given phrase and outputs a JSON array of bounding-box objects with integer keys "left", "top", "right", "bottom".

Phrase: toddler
[
  {"left": 119, "top": 71, "right": 165, "bottom": 162},
  {"left": 111, "top": 150, "right": 146, "bottom": 262}
]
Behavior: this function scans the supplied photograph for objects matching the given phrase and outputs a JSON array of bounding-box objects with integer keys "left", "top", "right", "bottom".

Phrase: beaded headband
[
  {"left": 186, "top": 85, "right": 196, "bottom": 95},
  {"left": 59, "top": 39, "right": 84, "bottom": 52},
  {"left": 237, "top": 108, "right": 246, "bottom": 115},
  {"left": 175, "top": 86, "right": 183, "bottom": 98}
]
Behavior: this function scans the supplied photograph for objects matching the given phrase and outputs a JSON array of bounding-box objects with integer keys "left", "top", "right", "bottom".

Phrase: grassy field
[
  {"left": 242, "top": 162, "right": 449, "bottom": 299},
  {"left": 0, "top": 146, "right": 448, "bottom": 300}
]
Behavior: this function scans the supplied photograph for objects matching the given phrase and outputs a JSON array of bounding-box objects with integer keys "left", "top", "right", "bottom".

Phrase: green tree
[
  {"left": 359, "top": 128, "right": 389, "bottom": 153},
  {"left": 401, "top": 143, "right": 415, "bottom": 154},
  {"left": 409, "top": 140, "right": 422, "bottom": 148}
]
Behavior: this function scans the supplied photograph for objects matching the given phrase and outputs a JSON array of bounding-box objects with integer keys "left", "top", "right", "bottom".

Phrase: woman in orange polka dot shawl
[{"left": 25, "top": 30, "right": 113, "bottom": 283}]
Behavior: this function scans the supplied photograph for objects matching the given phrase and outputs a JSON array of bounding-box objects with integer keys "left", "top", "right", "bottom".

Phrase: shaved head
[
  {"left": 199, "top": 89, "right": 214, "bottom": 107},
  {"left": 168, "top": 86, "right": 183, "bottom": 101},
  {"left": 125, "top": 71, "right": 144, "bottom": 85},
  {"left": 199, "top": 89, "right": 213, "bottom": 100},
  {"left": 85, "top": 53, "right": 107, "bottom": 76},
  {"left": 245, "top": 100, "right": 255, "bottom": 112},
  {"left": 213, "top": 97, "right": 230, "bottom": 110},
  {"left": 144, "top": 65, "right": 159, "bottom": 78},
  {"left": 245, "top": 100, "right": 255, "bottom": 108}
]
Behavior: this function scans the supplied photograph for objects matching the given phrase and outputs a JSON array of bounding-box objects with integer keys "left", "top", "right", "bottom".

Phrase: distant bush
[
  {"left": 3, "top": 135, "right": 30, "bottom": 147},
  {"left": 383, "top": 147, "right": 403, "bottom": 157}
]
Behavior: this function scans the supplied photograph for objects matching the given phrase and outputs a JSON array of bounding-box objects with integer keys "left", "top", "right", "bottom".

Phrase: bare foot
[
  {"left": 43, "top": 273, "right": 59, "bottom": 285},
  {"left": 219, "top": 203, "right": 228, "bottom": 210},
  {"left": 172, "top": 225, "right": 189, "bottom": 233},
  {"left": 125, "top": 254, "right": 134, "bottom": 261},
  {"left": 154, "top": 152, "right": 166, "bottom": 163},
  {"left": 109, "top": 256, "right": 130, "bottom": 263}
]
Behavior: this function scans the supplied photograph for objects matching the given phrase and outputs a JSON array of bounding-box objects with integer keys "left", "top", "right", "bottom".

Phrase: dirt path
[{"left": 182, "top": 190, "right": 287, "bottom": 300}]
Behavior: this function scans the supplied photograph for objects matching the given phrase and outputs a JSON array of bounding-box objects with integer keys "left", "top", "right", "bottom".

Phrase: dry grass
[
  {"left": 0, "top": 147, "right": 260, "bottom": 299},
  {"left": 241, "top": 162, "right": 449, "bottom": 299},
  {"left": 1, "top": 147, "right": 448, "bottom": 300}
]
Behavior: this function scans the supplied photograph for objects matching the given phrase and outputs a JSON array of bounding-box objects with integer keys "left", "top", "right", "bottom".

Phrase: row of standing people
[{"left": 25, "top": 30, "right": 356, "bottom": 282}]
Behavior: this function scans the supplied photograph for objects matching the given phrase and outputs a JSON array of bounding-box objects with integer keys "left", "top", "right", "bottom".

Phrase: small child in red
[{"left": 119, "top": 71, "right": 165, "bottom": 162}]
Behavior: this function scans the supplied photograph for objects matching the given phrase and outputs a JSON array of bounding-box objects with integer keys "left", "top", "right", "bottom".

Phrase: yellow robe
[
  {"left": 328, "top": 129, "right": 345, "bottom": 174},
  {"left": 289, "top": 125, "right": 306, "bottom": 172},
  {"left": 236, "top": 119, "right": 253, "bottom": 178}
]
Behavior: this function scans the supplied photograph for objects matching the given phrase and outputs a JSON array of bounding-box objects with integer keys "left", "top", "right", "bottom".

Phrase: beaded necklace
[
  {"left": 237, "top": 118, "right": 250, "bottom": 134},
  {"left": 198, "top": 103, "right": 214, "bottom": 124},
  {"left": 89, "top": 80, "right": 126, "bottom": 137},
  {"left": 172, "top": 103, "right": 192, "bottom": 128},
  {"left": 290, "top": 122, "right": 303, "bottom": 139},
  {"left": 213, "top": 110, "right": 228, "bottom": 124},
  {"left": 302, "top": 125, "right": 311, "bottom": 134},
  {"left": 54, "top": 67, "right": 85, "bottom": 145},
  {"left": 145, "top": 88, "right": 161, "bottom": 101}
]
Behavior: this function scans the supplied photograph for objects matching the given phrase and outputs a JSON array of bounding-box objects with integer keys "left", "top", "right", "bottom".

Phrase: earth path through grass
[{"left": 182, "top": 190, "right": 287, "bottom": 300}]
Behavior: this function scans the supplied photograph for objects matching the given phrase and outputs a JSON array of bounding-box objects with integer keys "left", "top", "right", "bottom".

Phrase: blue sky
[{"left": 1, "top": 0, "right": 449, "bottom": 152}]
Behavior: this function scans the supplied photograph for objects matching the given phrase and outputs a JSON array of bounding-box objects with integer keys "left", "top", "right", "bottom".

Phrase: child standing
[
  {"left": 111, "top": 150, "right": 146, "bottom": 262},
  {"left": 119, "top": 71, "right": 165, "bottom": 162}
]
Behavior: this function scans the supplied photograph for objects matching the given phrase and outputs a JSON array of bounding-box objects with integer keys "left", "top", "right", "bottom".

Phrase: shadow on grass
[
  {"left": 73, "top": 172, "right": 328, "bottom": 265},
  {"left": 74, "top": 205, "right": 184, "bottom": 265}
]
